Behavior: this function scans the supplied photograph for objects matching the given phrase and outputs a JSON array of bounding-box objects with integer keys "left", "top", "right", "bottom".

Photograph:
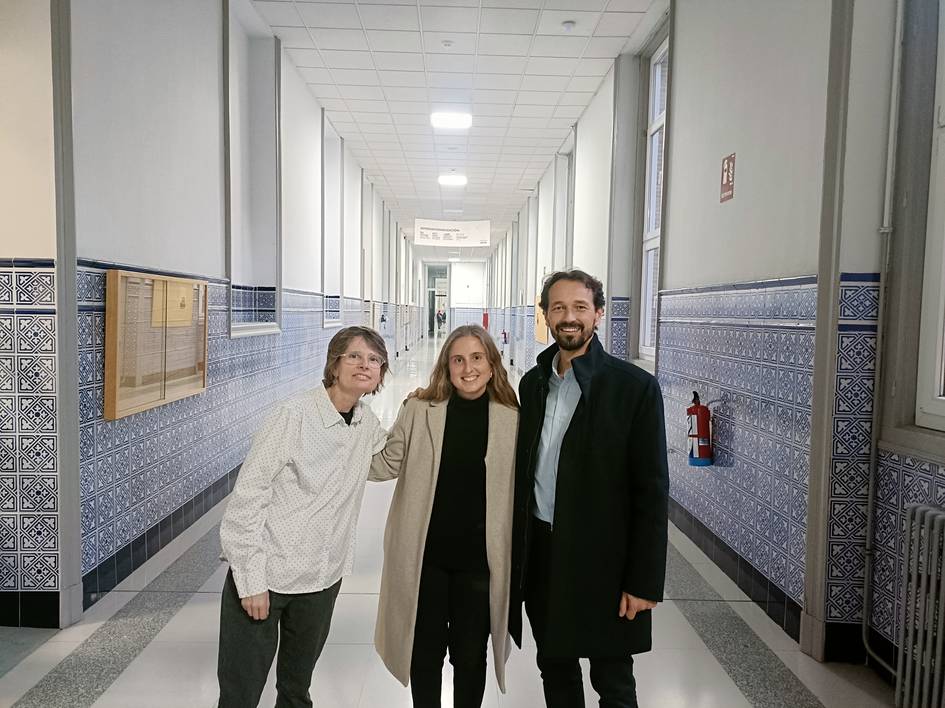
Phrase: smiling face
[
  {"left": 332, "top": 336, "right": 384, "bottom": 398},
  {"left": 544, "top": 278, "right": 604, "bottom": 352},
  {"left": 447, "top": 335, "right": 493, "bottom": 400}
]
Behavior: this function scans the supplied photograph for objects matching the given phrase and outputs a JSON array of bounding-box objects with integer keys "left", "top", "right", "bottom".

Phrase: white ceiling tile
[
  {"left": 338, "top": 84, "right": 386, "bottom": 100},
  {"left": 474, "top": 115, "right": 511, "bottom": 127},
  {"left": 422, "top": 32, "right": 477, "bottom": 54},
  {"left": 530, "top": 36, "right": 587, "bottom": 58},
  {"left": 537, "top": 10, "right": 600, "bottom": 35},
  {"left": 320, "top": 50, "right": 375, "bottom": 69},
  {"left": 386, "top": 86, "right": 428, "bottom": 101},
  {"left": 427, "top": 72, "right": 474, "bottom": 89},
  {"left": 286, "top": 48, "right": 323, "bottom": 68},
  {"left": 584, "top": 37, "right": 629, "bottom": 57},
  {"left": 428, "top": 88, "right": 473, "bottom": 103},
  {"left": 476, "top": 34, "right": 532, "bottom": 56},
  {"left": 605, "top": 0, "right": 651, "bottom": 11},
  {"left": 311, "top": 28, "right": 368, "bottom": 50},
  {"left": 575, "top": 57, "right": 613, "bottom": 75},
  {"left": 330, "top": 68, "right": 380, "bottom": 85},
  {"left": 371, "top": 51, "right": 425, "bottom": 71},
  {"left": 378, "top": 70, "right": 427, "bottom": 87},
  {"left": 596, "top": 11, "right": 644, "bottom": 36},
  {"left": 544, "top": 0, "right": 606, "bottom": 10},
  {"left": 367, "top": 30, "right": 423, "bottom": 52},
  {"left": 298, "top": 67, "right": 333, "bottom": 83},
  {"left": 325, "top": 110, "right": 353, "bottom": 123},
  {"left": 393, "top": 113, "right": 429, "bottom": 126},
  {"left": 386, "top": 100, "right": 430, "bottom": 113},
  {"left": 546, "top": 117, "right": 575, "bottom": 130},
  {"left": 525, "top": 56, "right": 580, "bottom": 75},
  {"left": 566, "top": 75, "right": 603, "bottom": 91},
  {"left": 308, "top": 83, "right": 341, "bottom": 98},
  {"left": 420, "top": 6, "right": 479, "bottom": 31},
  {"left": 475, "top": 55, "right": 528, "bottom": 74},
  {"left": 509, "top": 116, "right": 548, "bottom": 128},
  {"left": 347, "top": 100, "right": 390, "bottom": 113},
  {"left": 512, "top": 104, "right": 549, "bottom": 117},
  {"left": 333, "top": 121, "right": 361, "bottom": 133},
  {"left": 472, "top": 89, "right": 517, "bottom": 104},
  {"left": 397, "top": 125, "right": 435, "bottom": 135},
  {"left": 520, "top": 74, "right": 570, "bottom": 91},
  {"left": 474, "top": 74, "right": 521, "bottom": 90},
  {"left": 516, "top": 91, "right": 561, "bottom": 105},
  {"left": 296, "top": 3, "right": 361, "bottom": 28},
  {"left": 479, "top": 8, "right": 538, "bottom": 34},
  {"left": 253, "top": 2, "right": 304, "bottom": 27},
  {"left": 472, "top": 103, "right": 515, "bottom": 116},
  {"left": 558, "top": 92, "right": 593, "bottom": 106},
  {"left": 424, "top": 53, "right": 476, "bottom": 73},
  {"left": 358, "top": 5, "right": 420, "bottom": 30},
  {"left": 318, "top": 98, "right": 349, "bottom": 111},
  {"left": 271, "top": 27, "right": 315, "bottom": 48},
  {"left": 553, "top": 104, "right": 586, "bottom": 119},
  {"left": 470, "top": 126, "right": 507, "bottom": 136}
]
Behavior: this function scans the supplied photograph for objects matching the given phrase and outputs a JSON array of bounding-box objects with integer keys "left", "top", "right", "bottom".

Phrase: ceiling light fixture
[
  {"left": 438, "top": 174, "right": 468, "bottom": 187},
  {"left": 443, "top": 209, "right": 464, "bottom": 215},
  {"left": 430, "top": 112, "right": 472, "bottom": 130},
  {"left": 441, "top": 39, "right": 454, "bottom": 48},
  {"left": 561, "top": 20, "right": 576, "bottom": 33}
]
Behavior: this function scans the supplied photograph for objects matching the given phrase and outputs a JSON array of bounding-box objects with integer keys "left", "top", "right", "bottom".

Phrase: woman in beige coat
[{"left": 371, "top": 324, "right": 519, "bottom": 708}]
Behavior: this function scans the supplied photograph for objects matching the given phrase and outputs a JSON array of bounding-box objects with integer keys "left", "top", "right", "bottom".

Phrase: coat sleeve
[
  {"left": 219, "top": 405, "right": 298, "bottom": 598},
  {"left": 368, "top": 400, "right": 413, "bottom": 482},
  {"left": 622, "top": 377, "right": 670, "bottom": 602}
]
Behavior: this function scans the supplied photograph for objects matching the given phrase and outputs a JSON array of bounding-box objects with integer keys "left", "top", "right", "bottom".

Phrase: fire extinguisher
[
  {"left": 501, "top": 329, "right": 508, "bottom": 344},
  {"left": 687, "top": 391, "right": 713, "bottom": 467}
]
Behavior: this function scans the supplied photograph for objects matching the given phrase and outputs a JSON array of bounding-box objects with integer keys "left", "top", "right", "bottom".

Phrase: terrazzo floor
[{"left": 0, "top": 336, "right": 894, "bottom": 707}]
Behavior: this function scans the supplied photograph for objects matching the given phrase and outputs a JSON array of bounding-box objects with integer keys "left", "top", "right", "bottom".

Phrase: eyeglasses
[{"left": 340, "top": 351, "right": 385, "bottom": 369}]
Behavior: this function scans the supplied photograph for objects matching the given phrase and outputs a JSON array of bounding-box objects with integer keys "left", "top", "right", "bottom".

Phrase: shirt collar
[
  {"left": 549, "top": 352, "right": 575, "bottom": 385},
  {"left": 315, "top": 384, "right": 365, "bottom": 428}
]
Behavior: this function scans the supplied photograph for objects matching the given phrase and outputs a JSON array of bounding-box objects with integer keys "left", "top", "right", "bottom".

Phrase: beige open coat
[{"left": 369, "top": 395, "right": 519, "bottom": 692}]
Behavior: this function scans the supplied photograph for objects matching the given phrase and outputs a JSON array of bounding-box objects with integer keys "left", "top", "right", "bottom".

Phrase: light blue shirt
[{"left": 533, "top": 352, "right": 583, "bottom": 524}]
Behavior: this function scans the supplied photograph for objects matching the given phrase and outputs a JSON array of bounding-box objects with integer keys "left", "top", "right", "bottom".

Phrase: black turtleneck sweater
[{"left": 423, "top": 390, "right": 490, "bottom": 571}]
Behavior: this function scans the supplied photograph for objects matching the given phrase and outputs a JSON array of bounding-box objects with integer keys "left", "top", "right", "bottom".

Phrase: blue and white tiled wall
[
  {"left": 608, "top": 296, "right": 630, "bottom": 361},
  {"left": 658, "top": 276, "right": 818, "bottom": 638},
  {"left": 0, "top": 259, "right": 61, "bottom": 627},
  {"left": 230, "top": 285, "right": 276, "bottom": 324}
]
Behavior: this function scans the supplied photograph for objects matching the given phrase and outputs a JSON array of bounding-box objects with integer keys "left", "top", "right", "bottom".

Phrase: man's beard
[{"left": 552, "top": 322, "right": 593, "bottom": 351}]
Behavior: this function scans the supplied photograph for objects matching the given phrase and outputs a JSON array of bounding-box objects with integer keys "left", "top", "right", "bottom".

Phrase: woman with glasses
[
  {"left": 369, "top": 325, "right": 519, "bottom": 708},
  {"left": 217, "top": 326, "right": 389, "bottom": 708}
]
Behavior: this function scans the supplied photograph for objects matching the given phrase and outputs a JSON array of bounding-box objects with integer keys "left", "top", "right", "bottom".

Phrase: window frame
[{"left": 639, "top": 38, "right": 669, "bottom": 361}]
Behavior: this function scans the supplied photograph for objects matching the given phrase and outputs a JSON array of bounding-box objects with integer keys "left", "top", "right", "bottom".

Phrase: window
[
  {"left": 916, "top": 7, "right": 945, "bottom": 432},
  {"left": 639, "top": 39, "right": 669, "bottom": 360}
]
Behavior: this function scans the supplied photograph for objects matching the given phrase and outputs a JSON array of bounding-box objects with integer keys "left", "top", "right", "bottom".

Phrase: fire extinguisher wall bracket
[{"left": 686, "top": 391, "right": 714, "bottom": 467}]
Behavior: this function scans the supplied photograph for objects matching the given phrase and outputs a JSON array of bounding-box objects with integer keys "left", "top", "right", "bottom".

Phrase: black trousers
[
  {"left": 525, "top": 519, "right": 638, "bottom": 708},
  {"left": 410, "top": 563, "right": 492, "bottom": 708},
  {"left": 217, "top": 569, "right": 341, "bottom": 708}
]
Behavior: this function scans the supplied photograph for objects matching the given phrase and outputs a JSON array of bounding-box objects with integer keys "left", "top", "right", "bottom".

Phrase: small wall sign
[{"left": 720, "top": 153, "right": 736, "bottom": 203}]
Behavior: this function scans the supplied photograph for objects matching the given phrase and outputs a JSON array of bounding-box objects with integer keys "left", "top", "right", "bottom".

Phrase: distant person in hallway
[
  {"left": 436, "top": 309, "right": 446, "bottom": 332},
  {"left": 510, "top": 270, "right": 670, "bottom": 708},
  {"left": 370, "top": 324, "right": 519, "bottom": 708},
  {"left": 217, "top": 326, "right": 390, "bottom": 708}
]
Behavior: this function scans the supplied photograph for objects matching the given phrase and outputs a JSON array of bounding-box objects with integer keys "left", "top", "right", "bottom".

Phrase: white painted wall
[
  {"left": 323, "top": 121, "right": 342, "bottom": 295},
  {"left": 0, "top": 0, "right": 56, "bottom": 258},
  {"left": 343, "top": 145, "right": 362, "bottom": 298},
  {"left": 526, "top": 196, "right": 539, "bottom": 303},
  {"left": 537, "top": 161, "right": 555, "bottom": 286},
  {"left": 372, "top": 191, "right": 383, "bottom": 299},
  {"left": 572, "top": 67, "right": 614, "bottom": 288},
  {"left": 450, "top": 261, "right": 486, "bottom": 308},
  {"left": 839, "top": 0, "right": 896, "bottom": 272},
  {"left": 281, "top": 54, "right": 322, "bottom": 292},
  {"left": 229, "top": 15, "right": 253, "bottom": 283},
  {"left": 71, "top": 0, "right": 225, "bottom": 276},
  {"left": 662, "top": 0, "right": 831, "bottom": 289},
  {"left": 361, "top": 176, "right": 373, "bottom": 301},
  {"left": 553, "top": 154, "right": 570, "bottom": 269},
  {"left": 248, "top": 40, "right": 278, "bottom": 286}
]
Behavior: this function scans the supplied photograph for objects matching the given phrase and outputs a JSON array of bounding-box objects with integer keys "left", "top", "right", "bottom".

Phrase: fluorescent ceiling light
[
  {"left": 443, "top": 209, "right": 464, "bottom": 215},
  {"left": 438, "top": 174, "right": 468, "bottom": 187},
  {"left": 431, "top": 112, "right": 472, "bottom": 130},
  {"left": 448, "top": 257, "right": 461, "bottom": 262}
]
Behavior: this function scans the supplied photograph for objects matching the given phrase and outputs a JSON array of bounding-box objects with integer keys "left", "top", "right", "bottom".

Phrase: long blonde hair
[{"left": 417, "top": 325, "right": 519, "bottom": 408}]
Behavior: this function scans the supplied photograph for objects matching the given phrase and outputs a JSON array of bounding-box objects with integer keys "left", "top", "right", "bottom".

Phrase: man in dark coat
[{"left": 509, "top": 269, "right": 669, "bottom": 708}]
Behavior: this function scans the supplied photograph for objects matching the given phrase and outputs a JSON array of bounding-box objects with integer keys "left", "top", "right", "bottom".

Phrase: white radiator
[{"left": 896, "top": 504, "right": 945, "bottom": 708}]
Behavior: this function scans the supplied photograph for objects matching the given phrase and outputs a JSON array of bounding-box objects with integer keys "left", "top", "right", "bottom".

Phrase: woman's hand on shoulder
[{"left": 403, "top": 387, "right": 423, "bottom": 404}]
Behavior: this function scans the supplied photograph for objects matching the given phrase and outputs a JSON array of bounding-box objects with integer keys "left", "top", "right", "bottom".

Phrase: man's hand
[
  {"left": 618, "top": 592, "right": 657, "bottom": 620},
  {"left": 241, "top": 591, "right": 270, "bottom": 621}
]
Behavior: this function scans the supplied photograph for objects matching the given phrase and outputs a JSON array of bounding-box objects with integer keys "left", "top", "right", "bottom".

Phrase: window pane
[
  {"left": 641, "top": 247, "right": 660, "bottom": 349},
  {"left": 651, "top": 51, "right": 669, "bottom": 120},
  {"left": 646, "top": 127, "right": 665, "bottom": 235}
]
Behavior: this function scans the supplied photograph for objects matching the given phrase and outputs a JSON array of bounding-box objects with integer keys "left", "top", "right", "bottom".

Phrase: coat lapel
[{"left": 425, "top": 401, "right": 448, "bottom": 486}]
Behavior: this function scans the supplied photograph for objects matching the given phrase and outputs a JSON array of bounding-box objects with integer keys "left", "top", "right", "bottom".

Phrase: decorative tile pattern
[
  {"left": 1, "top": 263, "right": 60, "bottom": 598},
  {"left": 323, "top": 295, "right": 342, "bottom": 326},
  {"left": 658, "top": 277, "right": 817, "bottom": 606},
  {"left": 609, "top": 296, "right": 630, "bottom": 361}
]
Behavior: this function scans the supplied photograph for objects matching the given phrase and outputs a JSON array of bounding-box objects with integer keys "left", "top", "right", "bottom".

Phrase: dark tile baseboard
[
  {"left": 0, "top": 591, "right": 60, "bottom": 629},
  {"left": 669, "top": 498, "right": 802, "bottom": 641},
  {"left": 80, "top": 466, "right": 241, "bottom": 612}
]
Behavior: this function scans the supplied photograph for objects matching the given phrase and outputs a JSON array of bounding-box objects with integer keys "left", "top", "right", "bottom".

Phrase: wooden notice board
[{"left": 104, "top": 270, "right": 208, "bottom": 420}]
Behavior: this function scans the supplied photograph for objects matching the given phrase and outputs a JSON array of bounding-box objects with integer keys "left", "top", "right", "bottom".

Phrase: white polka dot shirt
[{"left": 220, "top": 384, "right": 388, "bottom": 597}]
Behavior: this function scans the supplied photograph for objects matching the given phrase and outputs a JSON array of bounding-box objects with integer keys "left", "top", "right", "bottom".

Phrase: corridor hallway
[{"left": 0, "top": 338, "right": 891, "bottom": 708}]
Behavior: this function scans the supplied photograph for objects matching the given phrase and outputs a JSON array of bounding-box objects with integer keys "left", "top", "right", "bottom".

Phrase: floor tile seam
[{"left": 9, "top": 522, "right": 224, "bottom": 708}]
